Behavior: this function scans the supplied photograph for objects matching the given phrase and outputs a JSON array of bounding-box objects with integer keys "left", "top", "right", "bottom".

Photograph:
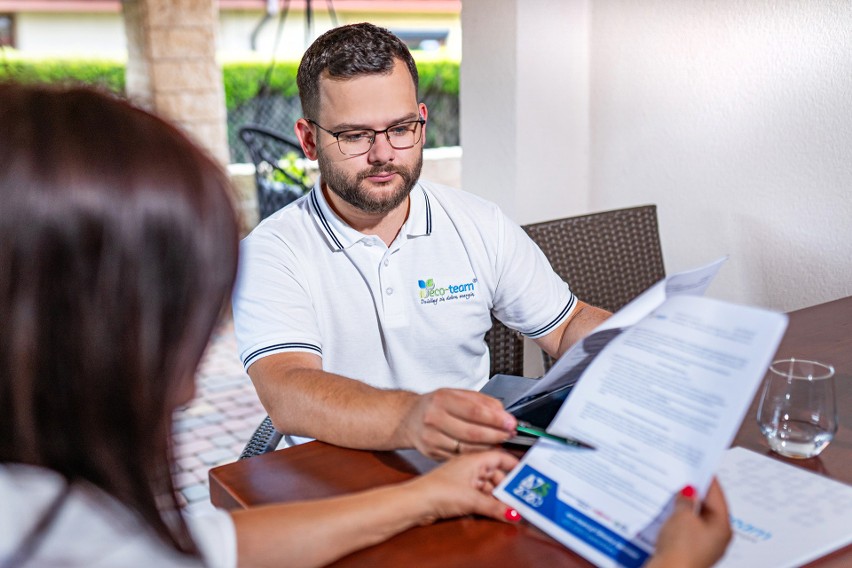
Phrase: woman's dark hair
[
  {"left": 0, "top": 83, "right": 239, "bottom": 558},
  {"left": 297, "top": 22, "right": 420, "bottom": 120}
]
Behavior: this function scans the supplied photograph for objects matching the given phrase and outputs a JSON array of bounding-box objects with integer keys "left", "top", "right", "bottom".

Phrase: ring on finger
[{"left": 454, "top": 439, "right": 461, "bottom": 454}]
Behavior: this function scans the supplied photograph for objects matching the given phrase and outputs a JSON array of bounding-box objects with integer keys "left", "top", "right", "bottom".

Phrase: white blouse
[{"left": 0, "top": 464, "right": 236, "bottom": 567}]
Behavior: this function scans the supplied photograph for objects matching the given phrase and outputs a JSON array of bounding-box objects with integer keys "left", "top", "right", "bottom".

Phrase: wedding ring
[{"left": 454, "top": 439, "right": 461, "bottom": 454}]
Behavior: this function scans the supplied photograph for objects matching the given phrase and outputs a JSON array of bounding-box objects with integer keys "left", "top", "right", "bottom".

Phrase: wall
[
  {"left": 461, "top": 0, "right": 591, "bottom": 224},
  {"left": 15, "top": 12, "right": 125, "bottom": 55},
  {"left": 219, "top": 9, "right": 461, "bottom": 59},
  {"left": 588, "top": 1, "right": 852, "bottom": 312},
  {"left": 9, "top": 6, "right": 461, "bottom": 60},
  {"left": 463, "top": 0, "right": 852, "bottom": 314}
]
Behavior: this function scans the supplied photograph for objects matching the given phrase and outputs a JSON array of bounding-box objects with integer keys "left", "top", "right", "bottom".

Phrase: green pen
[{"left": 516, "top": 421, "right": 596, "bottom": 449}]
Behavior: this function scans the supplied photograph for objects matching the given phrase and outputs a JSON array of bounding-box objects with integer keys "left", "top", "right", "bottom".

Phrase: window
[
  {"left": 390, "top": 29, "right": 449, "bottom": 52},
  {"left": 0, "top": 14, "right": 13, "bottom": 48}
]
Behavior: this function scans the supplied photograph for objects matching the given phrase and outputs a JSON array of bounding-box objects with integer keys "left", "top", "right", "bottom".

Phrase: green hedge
[
  {"left": 0, "top": 54, "right": 459, "bottom": 111},
  {"left": 0, "top": 56, "right": 126, "bottom": 93}
]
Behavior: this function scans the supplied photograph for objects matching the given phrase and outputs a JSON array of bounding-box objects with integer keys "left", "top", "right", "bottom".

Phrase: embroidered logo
[
  {"left": 417, "top": 277, "right": 477, "bottom": 305},
  {"left": 417, "top": 278, "right": 435, "bottom": 298}
]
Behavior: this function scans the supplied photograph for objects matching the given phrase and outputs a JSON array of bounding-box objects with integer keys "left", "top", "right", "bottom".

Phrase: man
[{"left": 232, "top": 22, "right": 610, "bottom": 459}]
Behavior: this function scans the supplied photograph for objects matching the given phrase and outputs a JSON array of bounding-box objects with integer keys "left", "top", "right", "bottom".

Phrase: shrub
[{"left": 0, "top": 53, "right": 459, "bottom": 110}]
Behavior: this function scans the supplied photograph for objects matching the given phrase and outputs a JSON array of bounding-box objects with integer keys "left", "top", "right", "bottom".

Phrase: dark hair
[
  {"left": 0, "top": 83, "right": 239, "bottom": 559},
  {"left": 297, "top": 22, "right": 420, "bottom": 120}
]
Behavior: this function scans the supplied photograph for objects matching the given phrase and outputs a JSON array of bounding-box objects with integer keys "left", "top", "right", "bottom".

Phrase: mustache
[{"left": 357, "top": 166, "right": 404, "bottom": 181}]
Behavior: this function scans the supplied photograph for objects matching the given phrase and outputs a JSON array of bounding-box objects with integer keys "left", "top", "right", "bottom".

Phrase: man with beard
[{"left": 232, "top": 23, "right": 611, "bottom": 459}]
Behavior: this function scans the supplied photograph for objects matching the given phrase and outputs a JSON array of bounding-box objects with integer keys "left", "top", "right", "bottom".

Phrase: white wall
[
  {"left": 17, "top": 13, "right": 126, "bottom": 56},
  {"left": 463, "top": 0, "right": 852, "bottom": 313},
  {"left": 461, "top": 0, "right": 591, "bottom": 223}
]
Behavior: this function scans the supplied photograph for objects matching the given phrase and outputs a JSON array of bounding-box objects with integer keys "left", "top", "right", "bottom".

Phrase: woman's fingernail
[
  {"left": 680, "top": 485, "right": 697, "bottom": 499},
  {"left": 504, "top": 507, "right": 522, "bottom": 522}
]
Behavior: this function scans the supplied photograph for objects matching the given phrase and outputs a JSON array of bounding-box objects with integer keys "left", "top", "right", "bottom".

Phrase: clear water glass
[{"left": 756, "top": 358, "right": 837, "bottom": 459}]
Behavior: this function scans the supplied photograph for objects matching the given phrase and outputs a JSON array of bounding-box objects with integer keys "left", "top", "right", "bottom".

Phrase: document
[
  {"left": 493, "top": 259, "right": 789, "bottom": 568},
  {"left": 503, "top": 257, "right": 730, "bottom": 415},
  {"left": 716, "top": 447, "right": 852, "bottom": 568}
]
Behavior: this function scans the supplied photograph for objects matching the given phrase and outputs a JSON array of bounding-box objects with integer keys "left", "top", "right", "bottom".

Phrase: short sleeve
[
  {"left": 490, "top": 213, "right": 576, "bottom": 338},
  {"left": 232, "top": 230, "right": 323, "bottom": 370}
]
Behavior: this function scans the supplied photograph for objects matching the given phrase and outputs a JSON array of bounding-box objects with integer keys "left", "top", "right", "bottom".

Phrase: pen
[{"left": 516, "top": 421, "right": 596, "bottom": 449}]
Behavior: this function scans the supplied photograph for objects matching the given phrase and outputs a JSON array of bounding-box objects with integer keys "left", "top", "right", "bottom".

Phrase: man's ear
[
  {"left": 294, "top": 118, "right": 318, "bottom": 160},
  {"left": 418, "top": 102, "right": 428, "bottom": 146}
]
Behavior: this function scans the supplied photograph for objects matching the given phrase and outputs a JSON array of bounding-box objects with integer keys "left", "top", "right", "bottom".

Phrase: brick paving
[{"left": 172, "top": 317, "right": 268, "bottom": 515}]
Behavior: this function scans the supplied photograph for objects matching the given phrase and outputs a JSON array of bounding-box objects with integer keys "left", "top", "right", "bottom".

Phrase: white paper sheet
[
  {"left": 494, "top": 260, "right": 789, "bottom": 568},
  {"left": 716, "top": 447, "right": 852, "bottom": 568}
]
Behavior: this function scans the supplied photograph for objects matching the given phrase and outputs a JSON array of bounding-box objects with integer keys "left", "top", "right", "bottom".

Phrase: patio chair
[
  {"left": 238, "top": 125, "right": 312, "bottom": 221},
  {"left": 239, "top": 204, "right": 665, "bottom": 458},
  {"left": 522, "top": 204, "right": 666, "bottom": 372}
]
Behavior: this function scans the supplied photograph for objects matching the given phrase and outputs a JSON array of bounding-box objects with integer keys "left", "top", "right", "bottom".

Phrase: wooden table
[{"left": 210, "top": 297, "right": 852, "bottom": 567}]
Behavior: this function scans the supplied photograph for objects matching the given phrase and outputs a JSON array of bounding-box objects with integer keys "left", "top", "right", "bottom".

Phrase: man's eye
[
  {"left": 340, "top": 131, "right": 371, "bottom": 143},
  {"left": 389, "top": 125, "right": 411, "bottom": 137}
]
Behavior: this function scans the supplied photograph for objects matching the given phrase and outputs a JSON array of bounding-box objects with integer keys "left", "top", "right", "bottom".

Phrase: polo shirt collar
[
  {"left": 309, "top": 179, "right": 433, "bottom": 251},
  {"left": 402, "top": 182, "right": 433, "bottom": 239}
]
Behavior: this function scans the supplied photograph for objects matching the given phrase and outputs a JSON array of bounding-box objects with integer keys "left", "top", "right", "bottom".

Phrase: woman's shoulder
[{"left": 0, "top": 464, "right": 233, "bottom": 567}]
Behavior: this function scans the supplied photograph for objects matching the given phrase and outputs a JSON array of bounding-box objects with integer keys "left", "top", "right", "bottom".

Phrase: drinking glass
[{"left": 756, "top": 358, "right": 837, "bottom": 459}]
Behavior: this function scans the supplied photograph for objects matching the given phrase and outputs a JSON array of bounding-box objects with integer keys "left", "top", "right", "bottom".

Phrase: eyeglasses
[{"left": 307, "top": 118, "right": 425, "bottom": 156}]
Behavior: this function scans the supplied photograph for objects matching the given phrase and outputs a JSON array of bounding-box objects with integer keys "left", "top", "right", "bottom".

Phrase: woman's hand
[
  {"left": 649, "top": 478, "right": 733, "bottom": 568},
  {"left": 405, "top": 449, "right": 522, "bottom": 525}
]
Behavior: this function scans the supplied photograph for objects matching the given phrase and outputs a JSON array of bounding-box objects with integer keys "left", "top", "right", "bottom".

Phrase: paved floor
[{"left": 172, "top": 318, "right": 267, "bottom": 515}]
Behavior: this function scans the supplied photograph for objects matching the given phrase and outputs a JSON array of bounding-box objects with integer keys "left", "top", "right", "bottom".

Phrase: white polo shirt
[{"left": 232, "top": 179, "right": 575, "bottom": 394}]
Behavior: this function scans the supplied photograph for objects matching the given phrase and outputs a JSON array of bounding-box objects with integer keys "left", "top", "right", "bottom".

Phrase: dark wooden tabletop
[{"left": 209, "top": 296, "right": 852, "bottom": 567}]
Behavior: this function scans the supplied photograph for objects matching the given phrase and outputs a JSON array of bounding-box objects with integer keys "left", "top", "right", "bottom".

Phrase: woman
[{"left": 0, "top": 83, "right": 730, "bottom": 567}]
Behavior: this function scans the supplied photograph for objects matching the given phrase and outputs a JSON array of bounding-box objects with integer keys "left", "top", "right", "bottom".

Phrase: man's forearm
[{"left": 249, "top": 357, "right": 418, "bottom": 450}]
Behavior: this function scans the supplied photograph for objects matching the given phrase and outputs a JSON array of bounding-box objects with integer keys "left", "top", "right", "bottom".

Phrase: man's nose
[{"left": 366, "top": 132, "right": 395, "bottom": 164}]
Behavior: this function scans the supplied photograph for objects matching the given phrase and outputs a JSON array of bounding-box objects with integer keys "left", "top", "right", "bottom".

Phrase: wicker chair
[
  {"left": 523, "top": 204, "right": 666, "bottom": 371},
  {"left": 239, "top": 204, "right": 665, "bottom": 458},
  {"left": 238, "top": 125, "right": 312, "bottom": 221}
]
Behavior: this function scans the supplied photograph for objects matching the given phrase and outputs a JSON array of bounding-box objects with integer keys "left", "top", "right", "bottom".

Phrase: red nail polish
[
  {"left": 504, "top": 507, "right": 521, "bottom": 522},
  {"left": 680, "top": 485, "right": 697, "bottom": 499}
]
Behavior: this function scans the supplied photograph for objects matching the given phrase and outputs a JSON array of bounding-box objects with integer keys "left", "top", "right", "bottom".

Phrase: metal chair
[
  {"left": 239, "top": 204, "right": 665, "bottom": 458},
  {"left": 238, "top": 124, "right": 312, "bottom": 221}
]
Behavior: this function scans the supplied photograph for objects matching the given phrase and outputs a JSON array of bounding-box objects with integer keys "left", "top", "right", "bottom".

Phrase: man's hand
[{"left": 398, "top": 388, "right": 518, "bottom": 460}]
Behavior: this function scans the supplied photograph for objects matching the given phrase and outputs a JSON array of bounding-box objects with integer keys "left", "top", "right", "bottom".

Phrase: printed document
[
  {"left": 716, "top": 447, "right": 852, "bottom": 568},
  {"left": 494, "top": 259, "right": 788, "bottom": 568}
]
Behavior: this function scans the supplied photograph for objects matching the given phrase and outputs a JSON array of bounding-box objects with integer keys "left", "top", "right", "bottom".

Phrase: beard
[{"left": 317, "top": 149, "right": 423, "bottom": 214}]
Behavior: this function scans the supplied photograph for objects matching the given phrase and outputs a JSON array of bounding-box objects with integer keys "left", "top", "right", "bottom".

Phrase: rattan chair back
[{"left": 525, "top": 204, "right": 665, "bottom": 371}]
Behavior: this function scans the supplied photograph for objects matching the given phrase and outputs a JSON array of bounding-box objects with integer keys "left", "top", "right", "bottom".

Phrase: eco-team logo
[
  {"left": 512, "top": 474, "right": 551, "bottom": 508},
  {"left": 417, "top": 277, "right": 476, "bottom": 299},
  {"left": 418, "top": 278, "right": 436, "bottom": 298}
]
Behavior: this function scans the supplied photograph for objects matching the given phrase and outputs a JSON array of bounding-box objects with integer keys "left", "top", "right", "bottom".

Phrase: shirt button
[
  {"left": 386, "top": 287, "right": 394, "bottom": 295},
  {"left": 383, "top": 259, "right": 390, "bottom": 267},
  {"left": 363, "top": 241, "right": 372, "bottom": 247}
]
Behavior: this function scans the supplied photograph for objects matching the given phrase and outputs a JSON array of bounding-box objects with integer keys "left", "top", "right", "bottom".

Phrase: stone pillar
[{"left": 122, "top": 0, "right": 229, "bottom": 166}]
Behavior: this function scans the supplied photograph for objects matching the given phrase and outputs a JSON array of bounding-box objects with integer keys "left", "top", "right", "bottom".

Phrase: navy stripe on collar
[
  {"left": 422, "top": 187, "right": 432, "bottom": 235},
  {"left": 243, "top": 342, "right": 323, "bottom": 368},
  {"left": 310, "top": 190, "right": 344, "bottom": 250},
  {"left": 527, "top": 294, "right": 578, "bottom": 338}
]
